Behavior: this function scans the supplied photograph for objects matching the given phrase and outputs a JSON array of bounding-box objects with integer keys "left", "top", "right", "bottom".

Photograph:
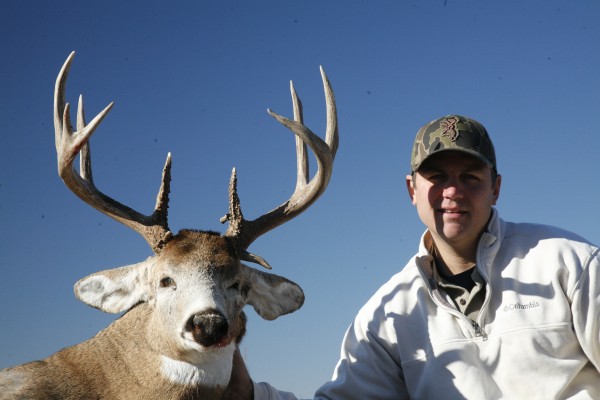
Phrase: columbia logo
[{"left": 503, "top": 301, "right": 540, "bottom": 312}]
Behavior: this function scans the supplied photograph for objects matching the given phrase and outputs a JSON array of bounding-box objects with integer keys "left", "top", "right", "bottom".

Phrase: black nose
[{"left": 186, "top": 309, "right": 229, "bottom": 347}]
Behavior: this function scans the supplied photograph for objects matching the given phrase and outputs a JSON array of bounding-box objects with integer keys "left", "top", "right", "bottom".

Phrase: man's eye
[
  {"left": 427, "top": 174, "right": 445, "bottom": 181},
  {"left": 463, "top": 174, "right": 481, "bottom": 182}
]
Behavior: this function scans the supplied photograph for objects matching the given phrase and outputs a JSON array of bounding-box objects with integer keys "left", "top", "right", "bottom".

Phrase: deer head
[{"left": 52, "top": 51, "right": 338, "bottom": 389}]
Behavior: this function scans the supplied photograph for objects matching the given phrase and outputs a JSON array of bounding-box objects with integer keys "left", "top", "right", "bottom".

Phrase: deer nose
[{"left": 186, "top": 309, "right": 229, "bottom": 347}]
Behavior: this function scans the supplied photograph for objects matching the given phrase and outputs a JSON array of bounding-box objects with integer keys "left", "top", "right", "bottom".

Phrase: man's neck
[{"left": 430, "top": 237, "right": 477, "bottom": 275}]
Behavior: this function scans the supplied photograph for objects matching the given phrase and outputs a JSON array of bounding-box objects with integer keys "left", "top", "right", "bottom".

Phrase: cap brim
[{"left": 412, "top": 148, "right": 494, "bottom": 173}]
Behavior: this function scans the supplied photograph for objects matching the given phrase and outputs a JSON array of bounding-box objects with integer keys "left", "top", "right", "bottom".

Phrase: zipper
[
  {"left": 430, "top": 287, "right": 488, "bottom": 340},
  {"left": 473, "top": 232, "right": 494, "bottom": 341},
  {"left": 471, "top": 319, "right": 488, "bottom": 340}
]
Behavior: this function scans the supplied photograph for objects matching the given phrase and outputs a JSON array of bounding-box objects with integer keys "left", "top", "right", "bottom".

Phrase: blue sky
[{"left": 1, "top": 1, "right": 599, "bottom": 396}]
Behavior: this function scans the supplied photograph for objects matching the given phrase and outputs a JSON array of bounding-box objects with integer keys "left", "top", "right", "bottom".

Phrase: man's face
[{"left": 406, "top": 151, "right": 501, "bottom": 252}]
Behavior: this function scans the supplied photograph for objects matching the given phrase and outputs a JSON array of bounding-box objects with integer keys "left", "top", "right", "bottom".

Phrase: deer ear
[
  {"left": 241, "top": 265, "right": 305, "bottom": 320},
  {"left": 74, "top": 257, "right": 155, "bottom": 314}
]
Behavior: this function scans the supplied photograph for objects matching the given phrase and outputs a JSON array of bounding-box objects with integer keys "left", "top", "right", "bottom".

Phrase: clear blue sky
[{"left": 1, "top": 1, "right": 599, "bottom": 396}]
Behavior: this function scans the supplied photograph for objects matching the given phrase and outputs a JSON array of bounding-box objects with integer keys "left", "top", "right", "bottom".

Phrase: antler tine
[
  {"left": 220, "top": 168, "right": 243, "bottom": 236},
  {"left": 54, "top": 52, "right": 173, "bottom": 253},
  {"left": 291, "top": 81, "right": 309, "bottom": 191},
  {"left": 320, "top": 66, "right": 339, "bottom": 157},
  {"left": 219, "top": 168, "right": 273, "bottom": 269},
  {"left": 223, "top": 67, "right": 338, "bottom": 258},
  {"left": 77, "top": 95, "right": 93, "bottom": 184}
]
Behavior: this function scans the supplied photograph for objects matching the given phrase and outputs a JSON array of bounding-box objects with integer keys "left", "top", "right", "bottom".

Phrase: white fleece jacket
[{"left": 255, "top": 209, "right": 600, "bottom": 399}]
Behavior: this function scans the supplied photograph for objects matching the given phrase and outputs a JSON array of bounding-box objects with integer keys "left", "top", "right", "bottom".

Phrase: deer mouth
[{"left": 185, "top": 309, "right": 230, "bottom": 348}]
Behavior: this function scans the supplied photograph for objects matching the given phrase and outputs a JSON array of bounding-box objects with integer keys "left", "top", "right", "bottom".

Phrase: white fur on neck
[{"left": 160, "top": 344, "right": 235, "bottom": 387}]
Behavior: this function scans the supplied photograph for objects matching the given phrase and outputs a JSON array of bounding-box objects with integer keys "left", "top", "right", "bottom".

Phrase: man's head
[
  {"left": 410, "top": 115, "right": 496, "bottom": 176},
  {"left": 406, "top": 115, "right": 501, "bottom": 256}
]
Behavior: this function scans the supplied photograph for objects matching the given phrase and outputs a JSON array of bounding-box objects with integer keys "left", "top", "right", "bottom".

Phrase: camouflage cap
[{"left": 410, "top": 115, "right": 497, "bottom": 173}]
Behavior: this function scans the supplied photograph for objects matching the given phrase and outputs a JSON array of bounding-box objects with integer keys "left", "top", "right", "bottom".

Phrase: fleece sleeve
[{"left": 571, "top": 248, "right": 600, "bottom": 371}]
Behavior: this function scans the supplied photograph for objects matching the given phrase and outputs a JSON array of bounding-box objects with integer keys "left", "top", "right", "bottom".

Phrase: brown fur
[{"left": 162, "top": 230, "right": 238, "bottom": 272}]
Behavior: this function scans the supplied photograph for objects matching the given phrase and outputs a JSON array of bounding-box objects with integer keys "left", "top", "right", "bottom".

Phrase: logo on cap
[{"left": 440, "top": 116, "right": 459, "bottom": 141}]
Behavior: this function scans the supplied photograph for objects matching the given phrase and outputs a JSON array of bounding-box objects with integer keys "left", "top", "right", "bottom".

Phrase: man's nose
[{"left": 442, "top": 177, "right": 463, "bottom": 199}]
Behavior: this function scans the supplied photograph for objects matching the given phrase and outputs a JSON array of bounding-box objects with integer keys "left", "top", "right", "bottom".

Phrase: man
[{"left": 227, "top": 115, "right": 600, "bottom": 399}]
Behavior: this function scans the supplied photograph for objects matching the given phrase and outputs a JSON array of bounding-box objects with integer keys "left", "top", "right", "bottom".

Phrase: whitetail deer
[{"left": 0, "top": 52, "right": 338, "bottom": 399}]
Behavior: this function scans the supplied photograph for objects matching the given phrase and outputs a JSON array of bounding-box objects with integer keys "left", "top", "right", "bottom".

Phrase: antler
[
  {"left": 221, "top": 67, "right": 338, "bottom": 268},
  {"left": 54, "top": 51, "right": 173, "bottom": 253}
]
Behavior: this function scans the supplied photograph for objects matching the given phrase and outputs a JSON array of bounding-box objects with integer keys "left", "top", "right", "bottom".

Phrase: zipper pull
[{"left": 471, "top": 320, "right": 488, "bottom": 340}]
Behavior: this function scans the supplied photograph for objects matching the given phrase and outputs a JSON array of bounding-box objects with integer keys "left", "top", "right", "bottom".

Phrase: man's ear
[
  {"left": 492, "top": 174, "right": 502, "bottom": 205},
  {"left": 406, "top": 174, "right": 416, "bottom": 204}
]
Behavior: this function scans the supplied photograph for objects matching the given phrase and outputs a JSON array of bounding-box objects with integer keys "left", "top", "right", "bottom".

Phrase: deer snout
[{"left": 185, "top": 309, "right": 229, "bottom": 347}]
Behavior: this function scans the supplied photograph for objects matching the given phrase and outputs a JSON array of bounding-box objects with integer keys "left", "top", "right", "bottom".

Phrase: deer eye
[
  {"left": 159, "top": 277, "right": 176, "bottom": 289},
  {"left": 228, "top": 281, "right": 240, "bottom": 291}
]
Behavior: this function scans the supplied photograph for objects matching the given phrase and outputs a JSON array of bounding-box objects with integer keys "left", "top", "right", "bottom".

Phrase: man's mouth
[{"left": 440, "top": 208, "right": 466, "bottom": 214}]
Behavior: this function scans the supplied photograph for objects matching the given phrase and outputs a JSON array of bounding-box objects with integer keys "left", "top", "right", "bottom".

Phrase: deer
[{"left": 0, "top": 51, "right": 338, "bottom": 399}]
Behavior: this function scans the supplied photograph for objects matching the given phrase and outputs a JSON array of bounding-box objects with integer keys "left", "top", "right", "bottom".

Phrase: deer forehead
[{"left": 157, "top": 230, "right": 240, "bottom": 278}]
